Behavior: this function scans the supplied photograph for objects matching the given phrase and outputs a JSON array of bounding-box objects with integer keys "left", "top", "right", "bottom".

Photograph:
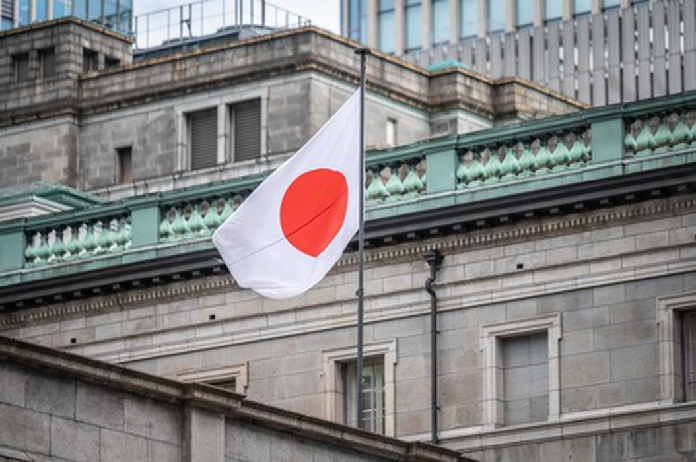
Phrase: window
[
  {"left": 53, "top": 0, "right": 72, "bottom": 17},
  {"left": 118, "top": 0, "right": 133, "bottom": 34},
  {"left": 88, "top": 0, "right": 102, "bottom": 23},
  {"left": 657, "top": 293, "right": 696, "bottom": 403},
  {"left": 188, "top": 108, "right": 218, "bottom": 170},
  {"left": 36, "top": 0, "right": 48, "bottom": 21},
  {"left": 83, "top": 48, "right": 99, "bottom": 72},
  {"left": 545, "top": 0, "right": 563, "bottom": 23},
  {"left": 432, "top": 0, "right": 449, "bottom": 46},
  {"left": 105, "top": 56, "right": 121, "bottom": 69},
  {"left": 117, "top": 146, "right": 132, "bottom": 184},
  {"left": 516, "top": 0, "right": 535, "bottom": 28},
  {"left": 503, "top": 333, "right": 549, "bottom": 425},
  {"left": 12, "top": 53, "right": 30, "bottom": 83},
  {"left": 322, "top": 340, "right": 396, "bottom": 436},
  {"left": 231, "top": 99, "right": 261, "bottom": 163},
  {"left": 480, "top": 314, "right": 560, "bottom": 427},
  {"left": 39, "top": 48, "right": 56, "bottom": 78},
  {"left": 681, "top": 312, "right": 696, "bottom": 401},
  {"left": 1, "top": 0, "right": 14, "bottom": 30},
  {"left": 344, "top": 359, "right": 385, "bottom": 433},
  {"left": 74, "top": 0, "right": 88, "bottom": 20},
  {"left": 573, "top": 0, "right": 592, "bottom": 17},
  {"left": 178, "top": 364, "right": 248, "bottom": 395},
  {"left": 378, "top": 0, "right": 396, "bottom": 54},
  {"left": 603, "top": 0, "right": 620, "bottom": 10},
  {"left": 104, "top": 0, "right": 117, "bottom": 28},
  {"left": 488, "top": 0, "right": 507, "bottom": 33},
  {"left": 386, "top": 118, "right": 397, "bottom": 147},
  {"left": 18, "top": 0, "right": 30, "bottom": 25},
  {"left": 404, "top": 0, "right": 421, "bottom": 52},
  {"left": 347, "top": 0, "right": 368, "bottom": 44},
  {"left": 460, "top": 0, "right": 478, "bottom": 38}
]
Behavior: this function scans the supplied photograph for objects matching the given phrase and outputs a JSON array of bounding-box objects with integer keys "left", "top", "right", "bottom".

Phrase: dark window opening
[
  {"left": 231, "top": 99, "right": 262, "bottom": 163},
  {"left": 117, "top": 146, "right": 132, "bottom": 184},
  {"left": 39, "top": 48, "right": 56, "bottom": 78},
  {"left": 83, "top": 48, "right": 99, "bottom": 73},
  {"left": 105, "top": 56, "right": 121, "bottom": 69},
  {"left": 12, "top": 53, "right": 29, "bottom": 83},
  {"left": 189, "top": 108, "right": 218, "bottom": 170}
]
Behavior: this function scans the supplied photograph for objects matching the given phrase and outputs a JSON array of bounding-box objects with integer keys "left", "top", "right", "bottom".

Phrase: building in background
[
  {"left": 340, "top": 0, "right": 693, "bottom": 107},
  {"left": 0, "top": 0, "right": 133, "bottom": 34}
]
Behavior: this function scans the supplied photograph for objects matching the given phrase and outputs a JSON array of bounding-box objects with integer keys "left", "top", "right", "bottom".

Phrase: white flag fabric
[{"left": 212, "top": 89, "right": 361, "bottom": 299}]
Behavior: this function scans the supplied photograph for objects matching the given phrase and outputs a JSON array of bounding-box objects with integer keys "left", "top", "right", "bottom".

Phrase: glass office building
[
  {"left": 0, "top": 0, "right": 133, "bottom": 35},
  {"left": 341, "top": 0, "right": 637, "bottom": 55}
]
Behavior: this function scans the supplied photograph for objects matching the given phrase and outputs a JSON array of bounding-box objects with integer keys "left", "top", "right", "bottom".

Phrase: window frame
[
  {"left": 12, "top": 53, "right": 30, "bottom": 83},
  {"left": 177, "top": 363, "right": 249, "bottom": 395},
  {"left": 322, "top": 339, "right": 397, "bottom": 436},
  {"left": 657, "top": 292, "right": 696, "bottom": 404},
  {"left": 480, "top": 314, "right": 561, "bottom": 428}
]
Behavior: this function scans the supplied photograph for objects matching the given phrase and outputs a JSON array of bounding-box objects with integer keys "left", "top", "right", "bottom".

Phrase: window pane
[
  {"left": 53, "top": 0, "right": 73, "bottom": 18},
  {"left": 18, "top": 0, "right": 30, "bottom": 25},
  {"left": 36, "top": 0, "right": 48, "bottom": 21},
  {"left": 344, "top": 360, "right": 385, "bottom": 434},
  {"left": 546, "top": 0, "right": 563, "bottom": 21},
  {"left": 488, "top": 0, "right": 507, "bottom": 33},
  {"left": 574, "top": 0, "right": 592, "bottom": 16},
  {"left": 378, "top": 10, "right": 395, "bottom": 53},
  {"left": 603, "top": 0, "right": 620, "bottom": 9},
  {"left": 432, "top": 0, "right": 449, "bottom": 45},
  {"left": 104, "top": 0, "right": 117, "bottom": 28},
  {"left": 88, "top": 0, "right": 102, "bottom": 22},
  {"left": 359, "top": 0, "right": 368, "bottom": 44},
  {"left": 74, "top": 0, "right": 87, "bottom": 19},
  {"left": 1, "top": 18, "right": 12, "bottom": 31},
  {"left": 460, "top": 0, "right": 478, "bottom": 38},
  {"left": 517, "top": 0, "right": 534, "bottom": 27},
  {"left": 405, "top": 2, "right": 421, "bottom": 51},
  {"left": 119, "top": 0, "right": 132, "bottom": 34}
]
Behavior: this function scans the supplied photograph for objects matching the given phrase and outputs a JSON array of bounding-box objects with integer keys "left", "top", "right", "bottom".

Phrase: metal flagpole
[{"left": 355, "top": 47, "right": 369, "bottom": 430}]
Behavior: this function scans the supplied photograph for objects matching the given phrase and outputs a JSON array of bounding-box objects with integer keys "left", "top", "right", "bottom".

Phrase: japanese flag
[{"left": 212, "top": 89, "right": 361, "bottom": 299}]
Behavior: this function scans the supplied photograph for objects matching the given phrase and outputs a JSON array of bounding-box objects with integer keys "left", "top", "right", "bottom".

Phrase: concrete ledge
[{"left": 0, "top": 335, "right": 468, "bottom": 462}]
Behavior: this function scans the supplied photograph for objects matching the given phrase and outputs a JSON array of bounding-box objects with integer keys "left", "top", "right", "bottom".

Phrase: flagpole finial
[{"left": 354, "top": 47, "right": 371, "bottom": 56}]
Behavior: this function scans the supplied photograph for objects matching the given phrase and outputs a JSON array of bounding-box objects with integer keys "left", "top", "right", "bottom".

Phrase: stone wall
[
  {"left": 2, "top": 192, "right": 695, "bottom": 459},
  {"left": 0, "top": 337, "right": 463, "bottom": 462}
]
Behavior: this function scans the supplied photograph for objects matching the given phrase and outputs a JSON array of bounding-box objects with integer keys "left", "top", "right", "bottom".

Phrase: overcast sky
[{"left": 134, "top": 0, "right": 340, "bottom": 34}]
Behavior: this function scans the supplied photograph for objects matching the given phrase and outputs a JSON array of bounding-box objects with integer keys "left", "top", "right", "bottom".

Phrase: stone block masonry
[{"left": 0, "top": 336, "right": 466, "bottom": 462}]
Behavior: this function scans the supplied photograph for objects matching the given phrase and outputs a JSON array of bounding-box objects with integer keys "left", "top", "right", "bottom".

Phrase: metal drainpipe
[{"left": 424, "top": 249, "right": 444, "bottom": 444}]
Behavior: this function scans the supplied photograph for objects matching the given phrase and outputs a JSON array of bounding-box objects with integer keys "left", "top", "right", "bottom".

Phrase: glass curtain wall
[
  {"left": 431, "top": 0, "right": 449, "bottom": 45},
  {"left": 378, "top": 0, "right": 396, "bottom": 54},
  {"left": 516, "top": 0, "right": 534, "bottom": 28},
  {"left": 347, "top": 0, "right": 368, "bottom": 44},
  {"left": 404, "top": 0, "right": 421, "bottom": 52},
  {"left": 545, "top": 0, "right": 563, "bottom": 22},
  {"left": 488, "top": 0, "right": 506, "bottom": 33},
  {"left": 460, "top": 0, "right": 478, "bottom": 38}
]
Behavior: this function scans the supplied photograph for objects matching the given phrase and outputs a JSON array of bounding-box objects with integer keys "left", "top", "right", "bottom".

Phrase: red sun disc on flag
[{"left": 280, "top": 168, "right": 349, "bottom": 258}]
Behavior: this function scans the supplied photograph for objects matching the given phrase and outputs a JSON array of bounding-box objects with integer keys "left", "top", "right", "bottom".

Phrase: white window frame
[
  {"left": 177, "top": 363, "right": 248, "bottom": 395},
  {"left": 657, "top": 291, "right": 696, "bottom": 404},
  {"left": 321, "top": 339, "right": 397, "bottom": 436},
  {"left": 480, "top": 314, "right": 561, "bottom": 428}
]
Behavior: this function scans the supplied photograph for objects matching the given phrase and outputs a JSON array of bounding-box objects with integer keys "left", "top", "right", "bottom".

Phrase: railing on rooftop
[{"left": 133, "top": 0, "right": 310, "bottom": 50}]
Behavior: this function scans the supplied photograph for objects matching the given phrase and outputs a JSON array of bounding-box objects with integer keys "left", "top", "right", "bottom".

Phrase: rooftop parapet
[{"left": 0, "top": 91, "right": 695, "bottom": 310}]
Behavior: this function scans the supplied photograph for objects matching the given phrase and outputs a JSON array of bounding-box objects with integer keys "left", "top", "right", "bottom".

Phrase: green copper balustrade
[
  {"left": 624, "top": 110, "right": 696, "bottom": 157},
  {"left": 158, "top": 194, "right": 246, "bottom": 243},
  {"left": 456, "top": 129, "right": 591, "bottom": 188},
  {"left": 365, "top": 158, "right": 426, "bottom": 205},
  {"left": 24, "top": 215, "right": 131, "bottom": 268}
]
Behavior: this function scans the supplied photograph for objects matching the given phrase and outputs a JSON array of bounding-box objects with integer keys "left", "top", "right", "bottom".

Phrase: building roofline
[{"left": 0, "top": 16, "right": 133, "bottom": 43}]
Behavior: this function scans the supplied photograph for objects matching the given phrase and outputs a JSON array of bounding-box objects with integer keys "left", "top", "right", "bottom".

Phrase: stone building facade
[{"left": 1, "top": 13, "right": 696, "bottom": 462}]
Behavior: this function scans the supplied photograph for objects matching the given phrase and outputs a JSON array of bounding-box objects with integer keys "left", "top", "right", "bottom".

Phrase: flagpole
[{"left": 355, "top": 46, "right": 369, "bottom": 430}]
